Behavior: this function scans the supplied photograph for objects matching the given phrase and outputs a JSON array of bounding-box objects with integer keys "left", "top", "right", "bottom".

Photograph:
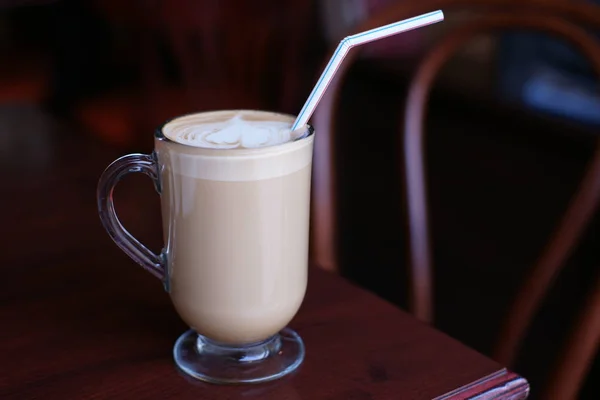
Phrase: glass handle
[{"left": 97, "top": 153, "right": 165, "bottom": 281}]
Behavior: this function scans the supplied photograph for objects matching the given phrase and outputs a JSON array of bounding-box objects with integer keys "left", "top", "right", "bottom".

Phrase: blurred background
[{"left": 1, "top": 0, "right": 599, "bottom": 398}]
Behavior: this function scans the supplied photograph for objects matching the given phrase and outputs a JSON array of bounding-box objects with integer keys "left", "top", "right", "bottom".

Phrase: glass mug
[{"left": 97, "top": 110, "right": 314, "bottom": 384}]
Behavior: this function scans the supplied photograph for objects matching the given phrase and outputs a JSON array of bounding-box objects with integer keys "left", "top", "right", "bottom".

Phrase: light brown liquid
[{"left": 155, "top": 111, "right": 313, "bottom": 344}]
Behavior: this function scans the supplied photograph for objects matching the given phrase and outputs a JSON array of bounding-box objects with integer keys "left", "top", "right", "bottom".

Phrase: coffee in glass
[{"left": 97, "top": 110, "right": 314, "bottom": 384}]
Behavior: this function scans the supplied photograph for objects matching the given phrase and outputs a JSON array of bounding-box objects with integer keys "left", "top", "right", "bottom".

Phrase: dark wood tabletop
[{"left": 0, "top": 105, "right": 529, "bottom": 399}]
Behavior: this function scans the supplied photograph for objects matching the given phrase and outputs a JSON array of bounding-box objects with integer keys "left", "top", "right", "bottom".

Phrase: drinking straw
[{"left": 292, "top": 10, "right": 444, "bottom": 130}]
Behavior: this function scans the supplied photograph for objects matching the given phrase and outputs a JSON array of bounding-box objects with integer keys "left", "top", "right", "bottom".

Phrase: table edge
[{"left": 434, "top": 368, "right": 530, "bottom": 400}]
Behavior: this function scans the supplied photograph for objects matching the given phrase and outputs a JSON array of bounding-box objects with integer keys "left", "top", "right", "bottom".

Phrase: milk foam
[
  {"left": 157, "top": 111, "right": 314, "bottom": 182},
  {"left": 164, "top": 112, "right": 305, "bottom": 149}
]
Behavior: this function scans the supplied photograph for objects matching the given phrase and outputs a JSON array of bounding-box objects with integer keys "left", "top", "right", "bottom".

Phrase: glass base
[{"left": 173, "top": 327, "right": 305, "bottom": 384}]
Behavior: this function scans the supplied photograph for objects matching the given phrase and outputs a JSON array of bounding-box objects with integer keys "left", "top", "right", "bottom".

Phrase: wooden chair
[
  {"left": 78, "top": 0, "right": 172, "bottom": 147},
  {"left": 0, "top": 2, "right": 53, "bottom": 106},
  {"left": 159, "top": 0, "right": 314, "bottom": 113},
  {"left": 80, "top": 0, "right": 315, "bottom": 147},
  {"left": 311, "top": 2, "right": 600, "bottom": 399}
]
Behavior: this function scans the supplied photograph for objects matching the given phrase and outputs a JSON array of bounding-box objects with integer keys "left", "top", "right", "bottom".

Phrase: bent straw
[{"left": 292, "top": 10, "right": 444, "bottom": 130}]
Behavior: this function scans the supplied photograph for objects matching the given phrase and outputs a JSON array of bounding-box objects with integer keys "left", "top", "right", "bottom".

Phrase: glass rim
[{"left": 154, "top": 110, "right": 314, "bottom": 151}]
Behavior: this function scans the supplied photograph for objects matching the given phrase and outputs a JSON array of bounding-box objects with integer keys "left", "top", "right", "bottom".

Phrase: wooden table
[{"left": 0, "top": 106, "right": 529, "bottom": 399}]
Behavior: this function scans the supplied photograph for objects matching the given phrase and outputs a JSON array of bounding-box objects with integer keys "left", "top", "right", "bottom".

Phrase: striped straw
[{"left": 292, "top": 10, "right": 444, "bottom": 130}]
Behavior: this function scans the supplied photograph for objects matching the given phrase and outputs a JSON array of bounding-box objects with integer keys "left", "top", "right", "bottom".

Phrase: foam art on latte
[{"left": 163, "top": 112, "right": 306, "bottom": 149}]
